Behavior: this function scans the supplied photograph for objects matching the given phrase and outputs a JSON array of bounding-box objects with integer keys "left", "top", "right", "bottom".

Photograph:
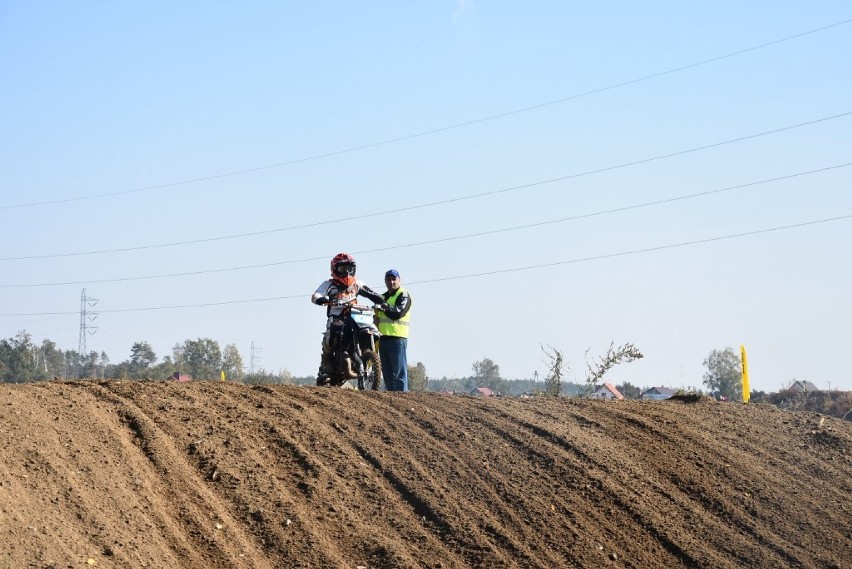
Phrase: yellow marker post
[
  {"left": 740, "top": 345, "right": 750, "bottom": 404},
  {"left": 220, "top": 370, "right": 226, "bottom": 382}
]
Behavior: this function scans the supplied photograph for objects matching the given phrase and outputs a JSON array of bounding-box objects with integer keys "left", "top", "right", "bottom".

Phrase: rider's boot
[{"left": 317, "top": 348, "right": 334, "bottom": 385}]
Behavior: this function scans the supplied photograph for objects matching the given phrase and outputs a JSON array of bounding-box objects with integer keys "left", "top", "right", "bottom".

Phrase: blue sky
[{"left": 2, "top": 1, "right": 850, "bottom": 392}]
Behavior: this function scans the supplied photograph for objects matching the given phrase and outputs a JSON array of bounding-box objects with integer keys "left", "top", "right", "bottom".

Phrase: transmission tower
[
  {"left": 78, "top": 288, "right": 99, "bottom": 358},
  {"left": 249, "top": 341, "right": 262, "bottom": 375}
]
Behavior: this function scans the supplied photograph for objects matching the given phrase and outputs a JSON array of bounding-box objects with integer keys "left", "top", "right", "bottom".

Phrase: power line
[
  {"left": 3, "top": 17, "right": 850, "bottom": 212},
  {"left": 2, "top": 213, "right": 849, "bottom": 316},
  {"left": 412, "top": 214, "right": 852, "bottom": 284},
  {"left": 3, "top": 160, "right": 849, "bottom": 288},
  {"left": 3, "top": 110, "right": 849, "bottom": 262}
]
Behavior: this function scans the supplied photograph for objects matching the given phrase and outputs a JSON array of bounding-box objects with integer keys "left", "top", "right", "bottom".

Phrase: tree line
[
  {"left": 0, "top": 330, "right": 288, "bottom": 384},
  {"left": 0, "top": 330, "right": 667, "bottom": 394},
  {"left": 0, "top": 330, "right": 425, "bottom": 387},
  {"left": 1, "top": 330, "right": 829, "bottom": 407}
]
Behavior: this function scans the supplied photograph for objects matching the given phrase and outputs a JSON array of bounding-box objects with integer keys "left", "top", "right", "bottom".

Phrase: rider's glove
[
  {"left": 315, "top": 296, "right": 330, "bottom": 305},
  {"left": 378, "top": 303, "right": 390, "bottom": 312}
]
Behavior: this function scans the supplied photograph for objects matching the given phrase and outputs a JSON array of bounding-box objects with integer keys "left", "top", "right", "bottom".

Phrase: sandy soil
[{"left": 1, "top": 380, "right": 850, "bottom": 568}]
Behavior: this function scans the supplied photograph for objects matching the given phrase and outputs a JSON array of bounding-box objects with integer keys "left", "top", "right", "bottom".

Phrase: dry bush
[
  {"left": 583, "top": 342, "right": 643, "bottom": 395},
  {"left": 541, "top": 344, "right": 567, "bottom": 397}
]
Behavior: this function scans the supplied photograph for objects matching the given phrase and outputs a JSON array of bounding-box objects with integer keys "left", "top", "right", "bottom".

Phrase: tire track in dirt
[
  {"left": 270, "top": 387, "right": 484, "bottom": 568},
  {"left": 522, "top": 400, "right": 749, "bottom": 566},
  {"left": 292, "top": 388, "right": 600, "bottom": 566},
  {"left": 86, "top": 381, "right": 280, "bottom": 569},
  {"left": 147, "top": 382, "right": 454, "bottom": 568},
  {"left": 527, "top": 399, "right": 803, "bottom": 568},
  {"left": 598, "top": 400, "right": 851, "bottom": 567},
  {"left": 528, "top": 398, "right": 848, "bottom": 568},
  {"left": 597, "top": 403, "right": 807, "bottom": 567},
  {"left": 359, "top": 394, "right": 616, "bottom": 568},
  {"left": 3, "top": 381, "right": 850, "bottom": 569},
  {"left": 107, "top": 381, "right": 349, "bottom": 568},
  {"left": 420, "top": 396, "right": 696, "bottom": 568},
  {"left": 205, "top": 383, "right": 387, "bottom": 568},
  {"left": 4, "top": 382, "right": 196, "bottom": 567},
  {"left": 405, "top": 397, "right": 594, "bottom": 568},
  {"left": 343, "top": 393, "right": 548, "bottom": 568},
  {"left": 470, "top": 398, "right": 813, "bottom": 568}
]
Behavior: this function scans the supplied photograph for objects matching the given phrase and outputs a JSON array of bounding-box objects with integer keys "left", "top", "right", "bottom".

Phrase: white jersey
[{"left": 311, "top": 279, "right": 381, "bottom": 317}]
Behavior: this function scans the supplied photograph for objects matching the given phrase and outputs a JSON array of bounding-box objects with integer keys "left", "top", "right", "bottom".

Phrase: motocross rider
[{"left": 311, "top": 252, "right": 386, "bottom": 384}]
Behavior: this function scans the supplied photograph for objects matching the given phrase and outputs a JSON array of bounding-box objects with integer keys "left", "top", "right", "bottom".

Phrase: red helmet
[{"left": 330, "top": 252, "right": 357, "bottom": 287}]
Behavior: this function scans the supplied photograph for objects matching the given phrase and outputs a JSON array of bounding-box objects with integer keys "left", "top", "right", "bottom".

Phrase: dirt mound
[{"left": 1, "top": 381, "right": 850, "bottom": 568}]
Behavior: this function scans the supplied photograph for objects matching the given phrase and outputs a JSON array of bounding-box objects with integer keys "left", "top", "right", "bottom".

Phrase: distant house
[
  {"left": 438, "top": 389, "right": 456, "bottom": 396},
  {"left": 788, "top": 380, "right": 820, "bottom": 393},
  {"left": 589, "top": 383, "right": 624, "bottom": 400},
  {"left": 641, "top": 386, "right": 676, "bottom": 400},
  {"left": 170, "top": 372, "right": 192, "bottom": 382},
  {"left": 470, "top": 387, "right": 494, "bottom": 397}
]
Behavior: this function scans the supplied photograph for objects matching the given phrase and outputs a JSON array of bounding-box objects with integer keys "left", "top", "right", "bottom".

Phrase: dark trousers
[{"left": 379, "top": 336, "right": 408, "bottom": 392}]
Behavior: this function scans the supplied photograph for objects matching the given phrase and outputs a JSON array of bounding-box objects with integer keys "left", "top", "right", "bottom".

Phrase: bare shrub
[
  {"left": 541, "top": 344, "right": 567, "bottom": 397},
  {"left": 583, "top": 342, "right": 643, "bottom": 395}
]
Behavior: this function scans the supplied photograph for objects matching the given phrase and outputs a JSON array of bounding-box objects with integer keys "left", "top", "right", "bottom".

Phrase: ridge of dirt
[{"left": 1, "top": 380, "right": 850, "bottom": 568}]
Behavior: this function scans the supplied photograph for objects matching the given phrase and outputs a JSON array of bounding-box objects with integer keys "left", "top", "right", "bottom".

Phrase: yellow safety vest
[{"left": 377, "top": 288, "right": 411, "bottom": 338}]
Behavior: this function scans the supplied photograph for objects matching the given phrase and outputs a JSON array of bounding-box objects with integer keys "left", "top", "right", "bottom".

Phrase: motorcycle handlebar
[{"left": 328, "top": 301, "right": 377, "bottom": 311}]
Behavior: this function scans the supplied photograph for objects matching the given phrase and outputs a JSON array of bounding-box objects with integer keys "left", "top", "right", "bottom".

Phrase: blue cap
[{"left": 385, "top": 269, "right": 400, "bottom": 278}]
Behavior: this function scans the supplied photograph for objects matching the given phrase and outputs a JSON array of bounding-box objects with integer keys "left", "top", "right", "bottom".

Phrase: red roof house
[{"left": 589, "top": 383, "right": 624, "bottom": 400}]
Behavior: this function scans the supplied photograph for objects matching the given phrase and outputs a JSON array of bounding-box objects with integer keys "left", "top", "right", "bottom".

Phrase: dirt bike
[{"left": 319, "top": 302, "right": 382, "bottom": 390}]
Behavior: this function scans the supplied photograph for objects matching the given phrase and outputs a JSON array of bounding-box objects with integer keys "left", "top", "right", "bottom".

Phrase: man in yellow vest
[{"left": 376, "top": 269, "right": 412, "bottom": 392}]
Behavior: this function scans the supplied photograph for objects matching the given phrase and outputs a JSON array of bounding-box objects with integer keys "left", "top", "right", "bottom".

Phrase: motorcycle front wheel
[{"left": 357, "top": 350, "right": 382, "bottom": 391}]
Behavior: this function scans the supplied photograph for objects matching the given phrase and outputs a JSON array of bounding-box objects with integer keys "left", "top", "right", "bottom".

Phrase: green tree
[
  {"left": 221, "top": 344, "right": 244, "bottom": 382},
  {"left": 408, "top": 362, "right": 428, "bottom": 392},
  {"left": 149, "top": 356, "right": 175, "bottom": 380},
  {"left": 63, "top": 350, "right": 80, "bottom": 379},
  {"left": 129, "top": 342, "right": 157, "bottom": 372},
  {"left": 472, "top": 357, "right": 499, "bottom": 383},
  {"left": 0, "top": 331, "right": 37, "bottom": 383},
  {"left": 109, "top": 361, "right": 130, "bottom": 379},
  {"left": 702, "top": 347, "right": 742, "bottom": 400},
  {"left": 80, "top": 351, "right": 99, "bottom": 379},
  {"left": 472, "top": 357, "right": 509, "bottom": 394},
  {"left": 175, "top": 338, "right": 222, "bottom": 380},
  {"left": 39, "top": 339, "right": 65, "bottom": 379},
  {"left": 97, "top": 351, "right": 110, "bottom": 379}
]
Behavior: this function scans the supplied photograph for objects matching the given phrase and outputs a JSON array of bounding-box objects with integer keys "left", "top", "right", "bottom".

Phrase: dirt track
[{"left": 1, "top": 380, "right": 850, "bottom": 568}]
